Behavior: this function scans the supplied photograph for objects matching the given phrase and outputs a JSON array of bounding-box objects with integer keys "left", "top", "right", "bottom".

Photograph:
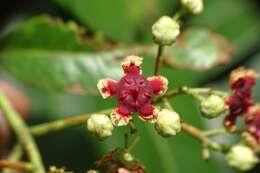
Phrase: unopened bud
[
  {"left": 200, "top": 95, "right": 226, "bottom": 118},
  {"left": 155, "top": 109, "right": 181, "bottom": 137},
  {"left": 152, "top": 16, "right": 180, "bottom": 45},
  {"left": 181, "top": 0, "right": 203, "bottom": 14},
  {"left": 87, "top": 114, "right": 113, "bottom": 139},
  {"left": 226, "top": 145, "right": 258, "bottom": 171}
]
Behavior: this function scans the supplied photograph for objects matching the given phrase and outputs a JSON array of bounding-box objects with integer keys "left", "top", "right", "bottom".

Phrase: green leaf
[
  {"left": 52, "top": 0, "right": 161, "bottom": 42},
  {"left": 164, "top": 27, "right": 233, "bottom": 71},
  {"left": 0, "top": 16, "right": 126, "bottom": 95},
  {"left": 0, "top": 16, "right": 234, "bottom": 95}
]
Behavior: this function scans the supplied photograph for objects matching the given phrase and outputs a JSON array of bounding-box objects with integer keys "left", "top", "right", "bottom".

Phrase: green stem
[
  {"left": 154, "top": 45, "right": 164, "bottom": 75},
  {"left": 127, "top": 136, "right": 141, "bottom": 152},
  {"left": 203, "top": 128, "right": 242, "bottom": 137},
  {"left": 173, "top": 6, "right": 188, "bottom": 20},
  {"left": 31, "top": 108, "right": 112, "bottom": 137},
  {"left": 0, "top": 92, "right": 45, "bottom": 173}
]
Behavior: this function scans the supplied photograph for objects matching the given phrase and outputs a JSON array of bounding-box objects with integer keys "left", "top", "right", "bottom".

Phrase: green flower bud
[
  {"left": 87, "top": 114, "right": 113, "bottom": 139},
  {"left": 200, "top": 95, "right": 226, "bottom": 119},
  {"left": 123, "top": 152, "right": 134, "bottom": 162},
  {"left": 152, "top": 16, "right": 180, "bottom": 45},
  {"left": 181, "top": 0, "right": 203, "bottom": 14},
  {"left": 226, "top": 145, "right": 258, "bottom": 171},
  {"left": 155, "top": 109, "right": 181, "bottom": 137}
]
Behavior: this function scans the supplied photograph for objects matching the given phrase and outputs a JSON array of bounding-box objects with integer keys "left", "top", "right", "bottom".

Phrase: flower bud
[
  {"left": 181, "top": 0, "right": 203, "bottom": 14},
  {"left": 200, "top": 95, "right": 227, "bottom": 118},
  {"left": 87, "top": 170, "right": 99, "bottom": 173},
  {"left": 152, "top": 16, "right": 180, "bottom": 45},
  {"left": 87, "top": 114, "right": 114, "bottom": 139},
  {"left": 226, "top": 145, "right": 258, "bottom": 171},
  {"left": 155, "top": 109, "right": 181, "bottom": 137}
]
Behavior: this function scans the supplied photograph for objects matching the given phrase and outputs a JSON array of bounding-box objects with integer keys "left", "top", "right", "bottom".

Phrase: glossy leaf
[
  {"left": 164, "top": 27, "right": 233, "bottom": 71},
  {"left": 0, "top": 16, "right": 234, "bottom": 96}
]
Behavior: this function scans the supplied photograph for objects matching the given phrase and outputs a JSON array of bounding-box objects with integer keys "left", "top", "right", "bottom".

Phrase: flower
[
  {"left": 155, "top": 109, "right": 181, "bottom": 137},
  {"left": 226, "top": 145, "right": 258, "bottom": 171},
  {"left": 200, "top": 94, "right": 227, "bottom": 118},
  {"left": 97, "top": 55, "right": 168, "bottom": 126},
  {"left": 87, "top": 114, "right": 114, "bottom": 139},
  {"left": 152, "top": 16, "right": 180, "bottom": 45},
  {"left": 180, "top": 0, "right": 203, "bottom": 14},
  {"left": 244, "top": 105, "right": 260, "bottom": 144},
  {"left": 224, "top": 67, "right": 257, "bottom": 129}
]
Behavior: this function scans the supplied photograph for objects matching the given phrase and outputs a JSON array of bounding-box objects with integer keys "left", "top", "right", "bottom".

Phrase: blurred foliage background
[{"left": 0, "top": 0, "right": 260, "bottom": 173}]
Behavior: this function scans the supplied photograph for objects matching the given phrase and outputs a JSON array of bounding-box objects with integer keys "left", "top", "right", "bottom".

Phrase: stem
[
  {"left": 124, "top": 133, "right": 128, "bottom": 149},
  {"left": 173, "top": 6, "right": 188, "bottom": 20},
  {"left": 127, "top": 136, "right": 141, "bottom": 152},
  {"left": 162, "top": 97, "right": 224, "bottom": 152},
  {"left": 31, "top": 108, "right": 112, "bottom": 136},
  {"left": 0, "top": 160, "right": 33, "bottom": 171},
  {"left": 3, "top": 144, "right": 23, "bottom": 173},
  {"left": 154, "top": 45, "right": 164, "bottom": 75},
  {"left": 203, "top": 128, "right": 242, "bottom": 137},
  {"left": 0, "top": 92, "right": 45, "bottom": 173}
]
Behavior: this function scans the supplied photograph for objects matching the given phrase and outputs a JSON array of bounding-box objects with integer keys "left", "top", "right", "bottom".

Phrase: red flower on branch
[
  {"left": 224, "top": 67, "right": 258, "bottom": 129},
  {"left": 97, "top": 55, "right": 168, "bottom": 126}
]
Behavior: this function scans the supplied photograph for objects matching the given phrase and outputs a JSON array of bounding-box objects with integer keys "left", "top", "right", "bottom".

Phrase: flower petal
[
  {"left": 137, "top": 103, "right": 159, "bottom": 123},
  {"left": 121, "top": 55, "right": 143, "bottom": 74},
  {"left": 110, "top": 105, "right": 132, "bottom": 126},
  {"left": 229, "top": 67, "right": 258, "bottom": 88},
  {"left": 147, "top": 76, "right": 168, "bottom": 97},
  {"left": 97, "top": 79, "right": 118, "bottom": 99}
]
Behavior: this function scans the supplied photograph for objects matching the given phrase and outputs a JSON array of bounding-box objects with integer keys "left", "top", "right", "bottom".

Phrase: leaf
[
  {"left": 52, "top": 0, "right": 161, "bottom": 42},
  {"left": 0, "top": 16, "right": 127, "bottom": 95},
  {"left": 164, "top": 27, "right": 233, "bottom": 71},
  {"left": 0, "top": 16, "right": 235, "bottom": 95}
]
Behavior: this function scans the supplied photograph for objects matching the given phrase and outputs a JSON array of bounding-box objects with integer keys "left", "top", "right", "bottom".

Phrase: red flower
[
  {"left": 224, "top": 67, "right": 258, "bottom": 129},
  {"left": 97, "top": 55, "right": 168, "bottom": 126},
  {"left": 244, "top": 105, "right": 260, "bottom": 144}
]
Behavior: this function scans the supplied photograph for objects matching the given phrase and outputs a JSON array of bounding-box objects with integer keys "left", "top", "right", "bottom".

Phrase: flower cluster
[
  {"left": 97, "top": 55, "right": 168, "bottom": 126},
  {"left": 224, "top": 67, "right": 260, "bottom": 143}
]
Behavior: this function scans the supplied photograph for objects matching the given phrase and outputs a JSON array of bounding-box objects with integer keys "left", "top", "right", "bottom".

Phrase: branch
[
  {"left": 154, "top": 45, "right": 164, "bottom": 75},
  {"left": 31, "top": 108, "right": 113, "bottom": 137},
  {"left": 0, "top": 160, "right": 33, "bottom": 171},
  {"left": 0, "top": 92, "right": 45, "bottom": 173}
]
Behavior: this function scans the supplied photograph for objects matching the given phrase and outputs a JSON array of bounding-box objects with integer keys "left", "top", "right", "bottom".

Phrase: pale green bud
[
  {"left": 152, "top": 16, "right": 180, "bottom": 45},
  {"left": 226, "top": 145, "right": 258, "bottom": 171},
  {"left": 87, "top": 114, "right": 113, "bottom": 139},
  {"left": 181, "top": 0, "right": 203, "bottom": 14},
  {"left": 155, "top": 109, "right": 181, "bottom": 137},
  {"left": 200, "top": 95, "right": 226, "bottom": 119}
]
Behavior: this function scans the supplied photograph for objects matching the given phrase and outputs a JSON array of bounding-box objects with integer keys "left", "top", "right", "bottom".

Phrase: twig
[
  {"left": 31, "top": 108, "right": 112, "bottom": 136},
  {"left": 0, "top": 92, "right": 45, "bottom": 173},
  {"left": 154, "top": 45, "right": 164, "bottom": 75},
  {"left": 0, "top": 160, "right": 33, "bottom": 171},
  {"left": 203, "top": 128, "right": 243, "bottom": 137}
]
